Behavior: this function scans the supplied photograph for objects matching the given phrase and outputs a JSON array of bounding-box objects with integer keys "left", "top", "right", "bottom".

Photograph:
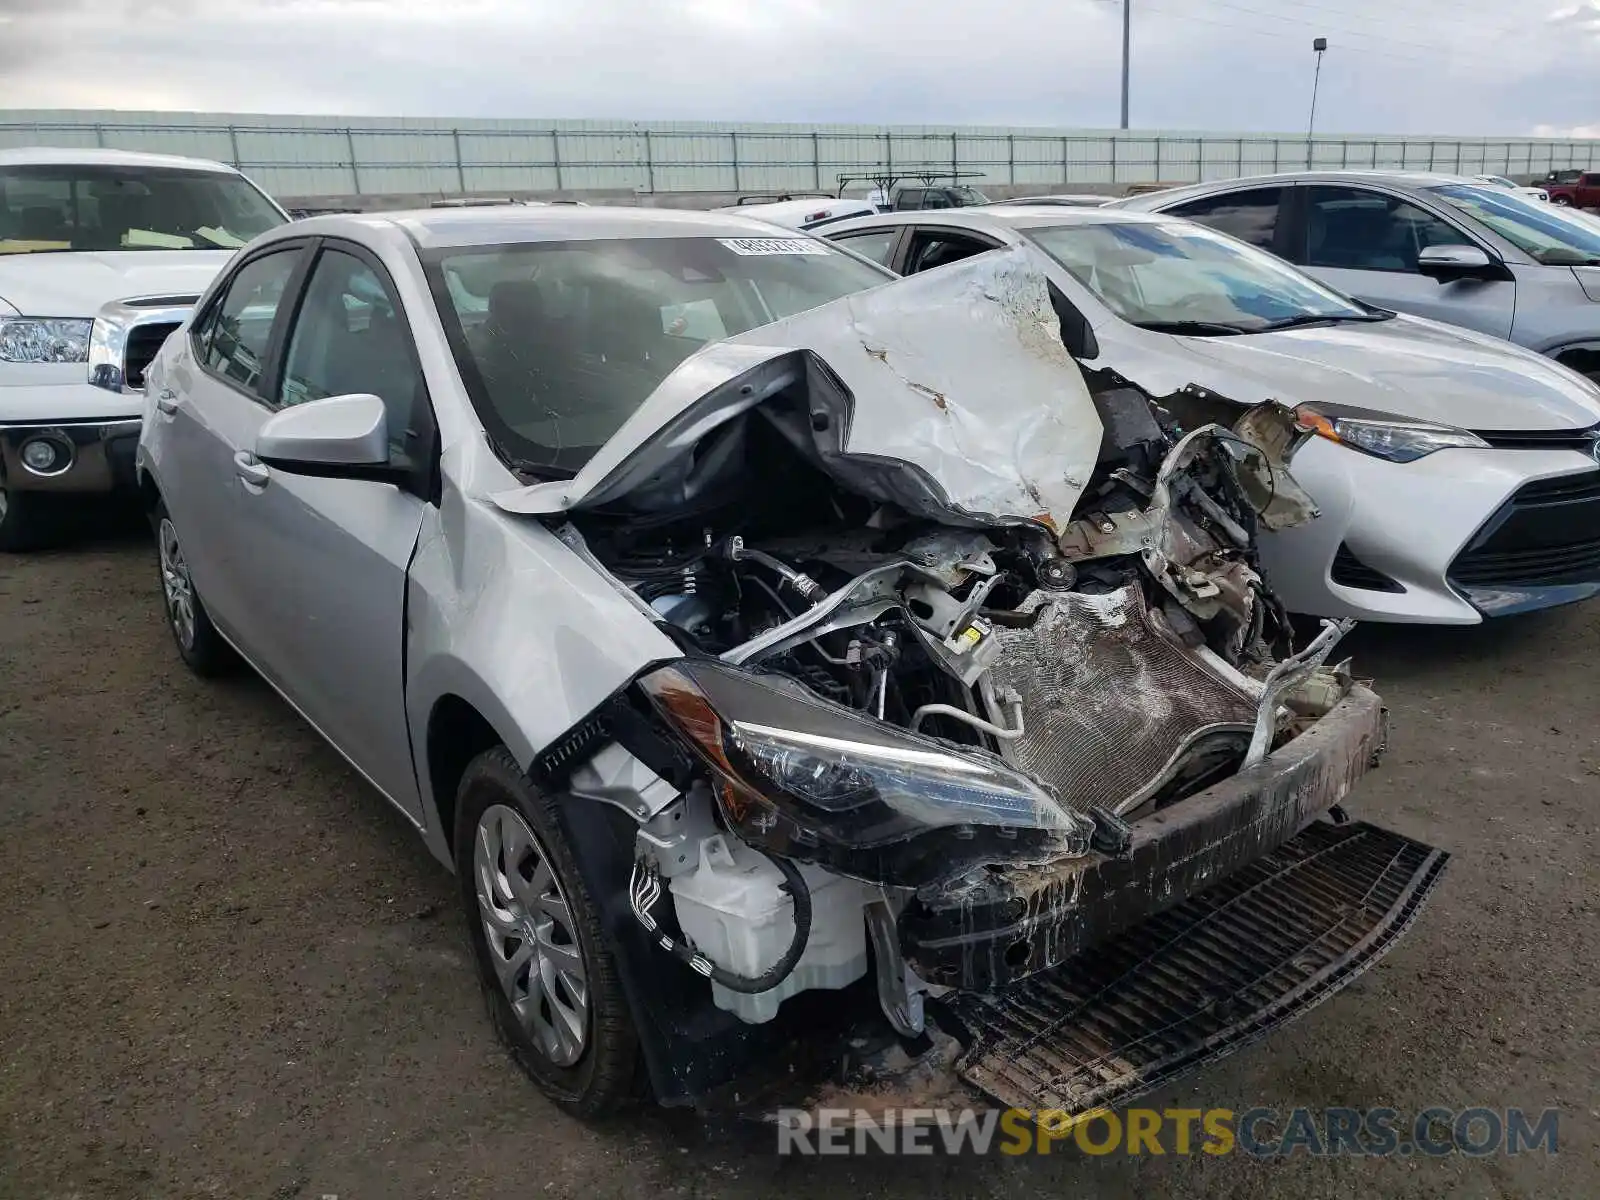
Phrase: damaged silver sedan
[{"left": 135, "top": 207, "right": 1445, "bottom": 1121}]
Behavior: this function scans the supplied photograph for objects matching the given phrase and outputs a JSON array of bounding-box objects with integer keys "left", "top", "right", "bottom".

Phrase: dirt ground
[{"left": 1, "top": 523, "right": 1597, "bottom": 1199}]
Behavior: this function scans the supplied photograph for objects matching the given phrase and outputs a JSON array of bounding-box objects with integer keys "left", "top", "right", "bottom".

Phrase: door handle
[
  {"left": 233, "top": 451, "right": 270, "bottom": 489},
  {"left": 155, "top": 388, "right": 179, "bottom": 416}
]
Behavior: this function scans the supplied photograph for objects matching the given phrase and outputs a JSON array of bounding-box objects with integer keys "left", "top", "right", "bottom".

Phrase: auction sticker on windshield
[{"left": 717, "top": 237, "right": 832, "bottom": 255}]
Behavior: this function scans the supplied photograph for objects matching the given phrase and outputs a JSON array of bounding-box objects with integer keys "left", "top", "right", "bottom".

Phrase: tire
[
  {"left": 454, "top": 746, "right": 641, "bottom": 1118},
  {"left": 0, "top": 483, "right": 62, "bottom": 553},
  {"left": 153, "top": 500, "right": 234, "bottom": 676},
  {"left": 1553, "top": 196, "right": 1572, "bottom": 206}
]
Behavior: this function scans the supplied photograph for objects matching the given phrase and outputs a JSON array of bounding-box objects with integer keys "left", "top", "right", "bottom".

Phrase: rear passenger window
[
  {"left": 830, "top": 228, "right": 898, "bottom": 268},
  {"left": 1166, "top": 188, "right": 1284, "bottom": 250},
  {"left": 278, "top": 248, "right": 428, "bottom": 464},
  {"left": 197, "top": 248, "right": 299, "bottom": 396},
  {"left": 1302, "top": 186, "right": 1471, "bottom": 273},
  {"left": 904, "top": 231, "right": 996, "bottom": 274}
]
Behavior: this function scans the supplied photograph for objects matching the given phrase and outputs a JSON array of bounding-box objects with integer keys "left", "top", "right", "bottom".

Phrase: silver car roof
[
  {"left": 1113, "top": 170, "right": 1492, "bottom": 210},
  {"left": 308, "top": 205, "right": 821, "bottom": 248}
]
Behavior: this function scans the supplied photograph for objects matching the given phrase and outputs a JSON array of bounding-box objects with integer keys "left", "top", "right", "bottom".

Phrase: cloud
[{"left": 0, "top": 0, "right": 1593, "bottom": 139}]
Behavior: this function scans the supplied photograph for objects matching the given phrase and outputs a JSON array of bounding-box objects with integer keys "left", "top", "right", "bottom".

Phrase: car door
[
  {"left": 243, "top": 241, "right": 436, "bottom": 816},
  {"left": 220, "top": 240, "right": 435, "bottom": 818},
  {"left": 160, "top": 241, "right": 311, "bottom": 645},
  {"left": 1289, "top": 184, "right": 1516, "bottom": 338}
]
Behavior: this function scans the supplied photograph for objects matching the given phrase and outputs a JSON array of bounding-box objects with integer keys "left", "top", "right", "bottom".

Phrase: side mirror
[
  {"left": 1417, "top": 244, "right": 1502, "bottom": 282},
  {"left": 256, "top": 393, "right": 402, "bottom": 483}
]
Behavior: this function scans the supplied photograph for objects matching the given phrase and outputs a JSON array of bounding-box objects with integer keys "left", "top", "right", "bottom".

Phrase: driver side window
[
  {"left": 1301, "top": 186, "right": 1471, "bottom": 273},
  {"left": 278, "top": 247, "right": 430, "bottom": 466}
]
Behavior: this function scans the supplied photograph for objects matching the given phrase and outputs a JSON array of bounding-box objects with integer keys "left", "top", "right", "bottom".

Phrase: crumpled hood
[
  {"left": 494, "top": 246, "right": 1105, "bottom": 528},
  {"left": 0, "top": 250, "right": 232, "bottom": 316},
  {"left": 1125, "top": 313, "right": 1600, "bottom": 432}
]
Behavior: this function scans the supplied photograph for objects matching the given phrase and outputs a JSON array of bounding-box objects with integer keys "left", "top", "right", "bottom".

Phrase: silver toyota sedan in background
[
  {"left": 825, "top": 206, "right": 1600, "bottom": 624},
  {"left": 133, "top": 205, "right": 1440, "bottom": 1122},
  {"left": 1115, "top": 172, "right": 1600, "bottom": 380}
]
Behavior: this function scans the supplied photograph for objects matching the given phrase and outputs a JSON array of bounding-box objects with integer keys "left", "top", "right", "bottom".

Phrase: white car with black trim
[
  {"left": 826, "top": 206, "right": 1600, "bottom": 624},
  {"left": 0, "top": 146, "right": 286, "bottom": 549}
]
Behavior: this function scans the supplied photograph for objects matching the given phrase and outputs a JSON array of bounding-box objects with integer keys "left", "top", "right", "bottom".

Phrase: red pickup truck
[{"left": 1544, "top": 171, "right": 1600, "bottom": 208}]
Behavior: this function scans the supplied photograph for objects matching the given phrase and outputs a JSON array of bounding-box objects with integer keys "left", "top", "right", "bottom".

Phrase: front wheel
[
  {"left": 454, "top": 747, "right": 641, "bottom": 1118},
  {"left": 154, "top": 501, "right": 233, "bottom": 676}
]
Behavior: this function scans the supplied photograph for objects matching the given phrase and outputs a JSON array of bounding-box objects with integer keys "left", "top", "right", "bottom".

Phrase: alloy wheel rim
[
  {"left": 158, "top": 518, "right": 197, "bottom": 650},
  {"left": 473, "top": 803, "right": 589, "bottom": 1067}
]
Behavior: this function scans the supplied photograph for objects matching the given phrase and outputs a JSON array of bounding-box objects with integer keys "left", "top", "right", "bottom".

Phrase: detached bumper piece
[
  {"left": 945, "top": 820, "right": 1447, "bottom": 1117},
  {"left": 1449, "top": 469, "right": 1600, "bottom": 615},
  {"left": 901, "top": 686, "right": 1388, "bottom": 991}
]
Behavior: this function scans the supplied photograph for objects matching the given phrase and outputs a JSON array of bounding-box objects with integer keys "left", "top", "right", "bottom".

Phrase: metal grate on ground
[{"left": 945, "top": 820, "right": 1448, "bottom": 1116}]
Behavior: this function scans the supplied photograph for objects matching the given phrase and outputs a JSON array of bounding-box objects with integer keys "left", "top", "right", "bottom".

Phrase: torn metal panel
[{"left": 491, "top": 247, "right": 1104, "bottom": 530}]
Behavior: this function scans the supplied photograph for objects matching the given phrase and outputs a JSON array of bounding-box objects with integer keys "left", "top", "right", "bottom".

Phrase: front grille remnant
[
  {"left": 1449, "top": 469, "right": 1600, "bottom": 590},
  {"left": 124, "top": 322, "right": 181, "bottom": 391},
  {"left": 984, "top": 586, "right": 1259, "bottom": 815},
  {"left": 946, "top": 820, "right": 1447, "bottom": 1117},
  {"left": 1471, "top": 423, "right": 1600, "bottom": 453}
]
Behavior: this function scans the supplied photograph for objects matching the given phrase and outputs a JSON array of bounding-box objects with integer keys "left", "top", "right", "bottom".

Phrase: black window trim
[
  {"left": 273, "top": 235, "right": 441, "bottom": 502},
  {"left": 1162, "top": 184, "right": 1295, "bottom": 259},
  {"left": 827, "top": 225, "right": 909, "bottom": 272},
  {"left": 904, "top": 225, "right": 1005, "bottom": 273},
  {"left": 1285, "top": 180, "right": 1500, "bottom": 275},
  {"left": 189, "top": 237, "right": 316, "bottom": 407},
  {"left": 192, "top": 234, "right": 440, "bottom": 503}
]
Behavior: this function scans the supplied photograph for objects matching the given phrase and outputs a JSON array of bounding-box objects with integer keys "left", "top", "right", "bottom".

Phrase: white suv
[{"left": 0, "top": 147, "right": 286, "bottom": 549}]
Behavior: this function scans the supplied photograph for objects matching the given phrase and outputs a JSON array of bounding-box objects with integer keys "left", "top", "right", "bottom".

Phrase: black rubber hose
[{"left": 659, "top": 850, "right": 814, "bottom": 994}]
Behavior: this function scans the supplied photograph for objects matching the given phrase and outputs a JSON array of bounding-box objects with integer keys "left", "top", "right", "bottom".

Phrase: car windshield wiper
[
  {"left": 1131, "top": 319, "right": 1246, "bottom": 336},
  {"left": 1249, "top": 312, "right": 1392, "bottom": 332},
  {"left": 1536, "top": 248, "right": 1600, "bottom": 266}
]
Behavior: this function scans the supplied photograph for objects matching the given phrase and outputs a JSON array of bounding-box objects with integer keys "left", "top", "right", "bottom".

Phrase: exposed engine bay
[
  {"left": 560, "top": 351, "right": 1349, "bottom": 1033},
  {"left": 581, "top": 383, "right": 1329, "bottom": 831}
]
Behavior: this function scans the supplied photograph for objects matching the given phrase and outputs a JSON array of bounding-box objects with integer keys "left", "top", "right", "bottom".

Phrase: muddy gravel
[{"left": 1, "top": 525, "right": 1597, "bottom": 1199}]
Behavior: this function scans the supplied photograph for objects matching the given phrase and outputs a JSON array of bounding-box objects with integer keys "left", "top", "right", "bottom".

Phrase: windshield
[
  {"left": 429, "top": 235, "right": 891, "bottom": 474},
  {"left": 1427, "top": 183, "right": 1600, "bottom": 264},
  {"left": 0, "top": 165, "right": 285, "bottom": 255},
  {"left": 949, "top": 186, "right": 990, "bottom": 206},
  {"left": 1027, "top": 219, "right": 1371, "bottom": 332}
]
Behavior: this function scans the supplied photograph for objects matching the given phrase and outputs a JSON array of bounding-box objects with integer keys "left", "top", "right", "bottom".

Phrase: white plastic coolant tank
[{"left": 668, "top": 834, "right": 872, "bottom": 1024}]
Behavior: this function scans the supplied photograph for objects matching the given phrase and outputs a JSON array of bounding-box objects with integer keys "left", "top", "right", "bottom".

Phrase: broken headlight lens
[
  {"left": 0, "top": 318, "right": 93, "bottom": 364},
  {"left": 1296, "top": 402, "right": 1488, "bottom": 464},
  {"left": 639, "top": 660, "right": 1092, "bottom": 885}
]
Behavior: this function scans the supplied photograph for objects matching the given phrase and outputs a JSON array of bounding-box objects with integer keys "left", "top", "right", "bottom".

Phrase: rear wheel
[
  {"left": 454, "top": 746, "right": 641, "bottom": 1118},
  {"left": 154, "top": 501, "right": 233, "bottom": 676},
  {"left": 1553, "top": 196, "right": 1573, "bottom": 206},
  {"left": 0, "top": 484, "right": 62, "bottom": 553}
]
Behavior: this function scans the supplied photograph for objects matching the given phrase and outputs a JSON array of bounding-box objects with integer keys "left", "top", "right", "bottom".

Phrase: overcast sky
[{"left": 0, "top": 0, "right": 1594, "bottom": 137}]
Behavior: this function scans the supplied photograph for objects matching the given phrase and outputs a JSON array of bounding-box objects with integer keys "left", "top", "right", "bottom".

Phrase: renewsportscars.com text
[{"left": 775, "top": 1106, "right": 1560, "bottom": 1158}]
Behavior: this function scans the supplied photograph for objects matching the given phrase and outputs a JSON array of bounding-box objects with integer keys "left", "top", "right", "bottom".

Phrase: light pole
[
  {"left": 1308, "top": 36, "right": 1328, "bottom": 140},
  {"left": 1120, "top": 0, "right": 1132, "bottom": 130}
]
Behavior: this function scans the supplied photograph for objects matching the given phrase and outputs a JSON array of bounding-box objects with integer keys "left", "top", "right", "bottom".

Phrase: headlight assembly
[
  {"left": 0, "top": 318, "right": 93, "bottom": 364},
  {"left": 638, "top": 660, "right": 1092, "bottom": 886},
  {"left": 1296, "top": 402, "right": 1488, "bottom": 464}
]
